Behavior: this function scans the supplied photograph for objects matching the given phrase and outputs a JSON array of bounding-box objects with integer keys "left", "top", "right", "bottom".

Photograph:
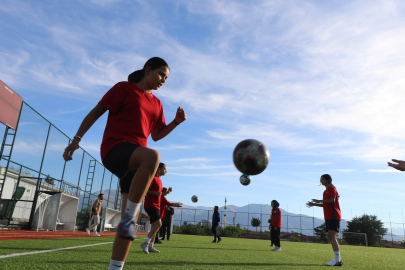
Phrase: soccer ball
[
  {"left": 233, "top": 139, "right": 270, "bottom": 175},
  {"left": 191, "top": 195, "right": 198, "bottom": 203},
  {"left": 239, "top": 174, "right": 251, "bottom": 186}
]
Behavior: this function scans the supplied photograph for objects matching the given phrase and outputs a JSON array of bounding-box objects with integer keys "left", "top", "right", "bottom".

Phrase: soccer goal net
[{"left": 341, "top": 232, "right": 368, "bottom": 246}]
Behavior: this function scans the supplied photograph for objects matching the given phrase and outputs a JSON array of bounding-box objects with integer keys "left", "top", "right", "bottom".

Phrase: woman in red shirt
[
  {"left": 269, "top": 200, "right": 282, "bottom": 251},
  {"left": 63, "top": 57, "right": 186, "bottom": 270},
  {"left": 306, "top": 174, "right": 343, "bottom": 267}
]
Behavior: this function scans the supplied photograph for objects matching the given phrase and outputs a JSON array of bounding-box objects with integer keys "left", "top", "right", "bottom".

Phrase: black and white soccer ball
[
  {"left": 233, "top": 139, "right": 270, "bottom": 175},
  {"left": 191, "top": 195, "right": 198, "bottom": 203},
  {"left": 239, "top": 174, "right": 251, "bottom": 186}
]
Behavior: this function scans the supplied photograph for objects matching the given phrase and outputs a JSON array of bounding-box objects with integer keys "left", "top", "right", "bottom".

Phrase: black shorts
[
  {"left": 325, "top": 219, "right": 340, "bottom": 232},
  {"left": 145, "top": 207, "right": 161, "bottom": 223},
  {"left": 102, "top": 142, "right": 140, "bottom": 194}
]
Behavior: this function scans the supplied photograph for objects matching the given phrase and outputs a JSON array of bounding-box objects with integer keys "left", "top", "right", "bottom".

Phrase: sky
[{"left": 1, "top": 0, "right": 405, "bottom": 224}]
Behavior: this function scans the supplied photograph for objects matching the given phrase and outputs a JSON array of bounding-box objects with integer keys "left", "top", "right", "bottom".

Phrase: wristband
[
  {"left": 173, "top": 119, "right": 180, "bottom": 125},
  {"left": 74, "top": 135, "right": 82, "bottom": 140}
]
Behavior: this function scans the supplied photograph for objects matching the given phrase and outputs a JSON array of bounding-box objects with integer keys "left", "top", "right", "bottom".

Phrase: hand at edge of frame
[{"left": 388, "top": 159, "right": 405, "bottom": 171}]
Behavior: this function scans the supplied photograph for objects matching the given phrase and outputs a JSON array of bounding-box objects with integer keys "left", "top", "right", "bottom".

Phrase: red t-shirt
[
  {"left": 144, "top": 176, "right": 163, "bottom": 209},
  {"left": 270, "top": 207, "right": 282, "bottom": 228},
  {"left": 323, "top": 185, "right": 341, "bottom": 220},
  {"left": 160, "top": 196, "right": 173, "bottom": 220},
  {"left": 98, "top": 82, "right": 166, "bottom": 161}
]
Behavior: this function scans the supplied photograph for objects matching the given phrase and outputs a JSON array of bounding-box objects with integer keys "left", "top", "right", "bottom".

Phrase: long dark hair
[
  {"left": 321, "top": 174, "right": 340, "bottom": 197},
  {"left": 271, "top": 200, "right": 279, "bottom": 209},
  {"left": 128, "top": 57, "right": 169, "bottom": 83}
]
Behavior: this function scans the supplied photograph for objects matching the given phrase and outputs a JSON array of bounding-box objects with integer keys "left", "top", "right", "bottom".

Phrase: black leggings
[
  {"left": 160, "top": 219, "right": 171, "bottom": 239},
  {"left": 212, "top": 225, "right": 221, "bottom": 241},
  {"left": 271, "top": 227, "right": 281, "bottom": 247}
]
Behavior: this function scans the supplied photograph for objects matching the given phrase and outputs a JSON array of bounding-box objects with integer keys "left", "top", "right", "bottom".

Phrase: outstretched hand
[
  {"left": 174, "top": 107, "right": 187, "bottom": 124},
  {"left": 174, "top": 202, "right": 183, "bottom": 207},
  {"left": 388, "top": 159, "right": 405, "bottom": 171},
  {"left": 63, "top": 141, "right": 79, "bottom": 161}
]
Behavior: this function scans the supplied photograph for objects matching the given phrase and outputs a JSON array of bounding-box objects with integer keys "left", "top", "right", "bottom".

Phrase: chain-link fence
[
  {"left": 0, "top": 101, "right": 122, "bottom": 228},
  {"left": 170, "top": 207, "right": 405, "bottom": 248}
]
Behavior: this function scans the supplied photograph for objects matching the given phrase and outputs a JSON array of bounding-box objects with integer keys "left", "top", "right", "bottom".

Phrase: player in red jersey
[
  {"left": 269, "top": 200, "right": 282, "bottom": 251},
  {"left": 306, "top": 174, "right": 343, "bottom": 267},
  {"left": 63, "top": 57, "right": 186, "bottom": 270},
  {"left": 156, "top": 187, "right": 182, "bottom": 243},
  {"left": 139, "top": 163, "right": 182, "bottom": 253}
]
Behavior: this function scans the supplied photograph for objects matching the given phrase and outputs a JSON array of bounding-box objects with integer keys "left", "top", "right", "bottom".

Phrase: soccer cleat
[
  {"left": 148, "top": 246, "right": 160, "bottom": 253},
  {"left": 212, "top": 240, "right": 216, "bottom": 243},
  {"left": 327, "top": 259, "right": 343, "bottom": 266},
  {"left": 155, "top": 239, "right": 162, "bottom": 244},
  {"left": 93, "top": 232, "right": 100, "bottom": 236},
  {"left": 140, "top": 242, "right": 149, "bottom": 254},
  {"left": 117, "top": 213, "right": 136, "bottom": 241},
  {"left": 85, "top": 228, "right": 90, "bottom": 235},
  {"left": 271, "top": 247, "right": 281, "bottom": 251},
  {"left": 217, "top": 238, "right": 222, "bottom": 243}
]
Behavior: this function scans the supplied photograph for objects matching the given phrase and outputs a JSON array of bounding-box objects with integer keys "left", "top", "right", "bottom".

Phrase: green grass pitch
[{"left": 1, "top": 235, "right": 404, "bottom": 269}]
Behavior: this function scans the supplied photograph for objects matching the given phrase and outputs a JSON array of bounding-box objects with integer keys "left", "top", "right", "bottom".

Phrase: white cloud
[
  {"left": 170, "top": 171, "right": 239, "bottom": 177},
  {"left": 332, "top": 169, "right": 356, "bottom": 172},
  {"left": 367, "top": 169, "right": 401, "bottom": 173}
]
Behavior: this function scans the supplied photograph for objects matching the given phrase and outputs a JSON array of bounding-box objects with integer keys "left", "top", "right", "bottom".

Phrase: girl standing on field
[
  {"left": 306, "top": 174, "right": 343, "bottom": 267},
  {"left": 63, "top": 57, "right": 186, "bottom": 270},
  {"left": 269, "top": 200, "right": 282, "bottom": 251}
]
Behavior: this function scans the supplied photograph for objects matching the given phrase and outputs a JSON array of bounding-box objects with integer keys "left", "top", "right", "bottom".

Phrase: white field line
[{"left": 0, "top": 241, "right": 114, "bottom": 259}]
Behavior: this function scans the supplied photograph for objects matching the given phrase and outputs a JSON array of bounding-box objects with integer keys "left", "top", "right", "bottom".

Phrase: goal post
[{"left": 341, "top": 231, "right": 368, "bottom": 246}]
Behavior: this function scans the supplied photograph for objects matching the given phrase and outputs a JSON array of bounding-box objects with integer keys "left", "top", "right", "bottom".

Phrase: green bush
[
  {"left": 289, "top": 236, "right": 300, "bottom": 242},
  {"left": 220, "top": 224, "right": 242, "bottom": 237}
]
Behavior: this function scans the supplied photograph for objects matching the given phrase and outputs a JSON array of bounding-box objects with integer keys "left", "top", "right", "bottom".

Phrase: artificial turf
[{"left": 1, "top": 234, "right": 405, "bottom": 269}]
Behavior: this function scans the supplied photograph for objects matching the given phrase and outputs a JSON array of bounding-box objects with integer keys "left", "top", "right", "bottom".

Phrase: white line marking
[{"left": 0, "top": 242, "right": 113, "bottom": 259}]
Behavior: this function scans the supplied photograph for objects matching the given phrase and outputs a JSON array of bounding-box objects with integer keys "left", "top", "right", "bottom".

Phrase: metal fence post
[{"left": 37, "top": 123, "right": 52, "bottom": 178}]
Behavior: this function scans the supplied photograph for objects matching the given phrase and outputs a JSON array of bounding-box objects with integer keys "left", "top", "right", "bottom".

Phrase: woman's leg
[
  {"left": 110, "top": 147, "right": 160, "bottom": 262},
  {"left": 328, "top": 230, "right": 339, "bottom": 252},
  {"left": 276, "top": 228, "right": 281, "bottom": 247}
]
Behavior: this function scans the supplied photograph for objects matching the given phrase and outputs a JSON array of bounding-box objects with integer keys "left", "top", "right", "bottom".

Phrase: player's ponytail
[
  {"left": 128, "top": 57, "right": 169, "bottom": 83},
  {"left": 271, "top": 200, "right": 279, "bottom": 209},
  {"left": 321, "top": 174, "right": 340, "bottom": 198}
]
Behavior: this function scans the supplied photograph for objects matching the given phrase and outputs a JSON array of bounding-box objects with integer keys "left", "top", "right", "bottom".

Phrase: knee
[{"left": 146, "top": 149, "right": 160, "bottom": 167}]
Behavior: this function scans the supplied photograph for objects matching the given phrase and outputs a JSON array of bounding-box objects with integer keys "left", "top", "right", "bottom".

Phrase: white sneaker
[
  {"left": 327, "top": 259, "right": 343, "bottom": 266},
  {"left": 93, "top": 232, "right": 100, "bottom": 236},
  {"left": 271, "top": 247, "right": 281, "bottom": 251},
  {"left": 148, "top": 246, "right": 160, "bottom": 253},
  {"left": 140, "top": 242, "right": 149, "bottom": 254},
  {"left": 85, "top": 228, "right": 90, "bottom": 235}
]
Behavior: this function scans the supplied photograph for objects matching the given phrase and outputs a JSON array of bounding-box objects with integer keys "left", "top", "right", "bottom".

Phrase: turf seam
[{"left": 0, "top": 241, "right": 114, "bottom": 259}]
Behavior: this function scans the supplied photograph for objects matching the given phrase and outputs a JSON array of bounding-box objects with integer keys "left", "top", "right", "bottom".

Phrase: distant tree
[
  {"left": 220, "top": 223, "right": 242, "bottom": 237},
  {"left": 343, "top": 214, "right": 388, "bottom": 246},
  {"left": 251, "top": 217, "right": 261, "bottom": 231},
  {"left": 44, "top": 174, "right": 54, "bottom": 185},
  {"left": 314, "top": 223, "right": 328, "bottom": 243}
]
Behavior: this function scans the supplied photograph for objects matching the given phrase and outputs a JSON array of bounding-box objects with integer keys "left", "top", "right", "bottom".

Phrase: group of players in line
[{"left": 63, "top": 57, "right": 405, "bottom": 269}]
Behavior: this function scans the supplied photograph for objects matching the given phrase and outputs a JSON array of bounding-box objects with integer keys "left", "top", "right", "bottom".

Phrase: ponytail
[
  {"left": 321, "top": 174, "right": 340, "bottom": 198},
  {"left": 128, "top": 57, "right": 169, "bottom": 83},
  {"left": 271, "top": 200, "right": 280, "bottom": 209},
  {"left": 128, "top": 69, "right": 145, "bottom": 83}
]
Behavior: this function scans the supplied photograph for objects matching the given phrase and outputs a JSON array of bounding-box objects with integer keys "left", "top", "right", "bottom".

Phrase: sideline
[{"left": 0, "top": 241, "right": 115, "bottom": 259}]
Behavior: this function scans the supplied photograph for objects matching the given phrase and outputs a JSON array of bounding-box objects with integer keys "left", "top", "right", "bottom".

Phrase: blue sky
[{"left": 1, "top": 0, "right": 405, "bottom": 223}]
